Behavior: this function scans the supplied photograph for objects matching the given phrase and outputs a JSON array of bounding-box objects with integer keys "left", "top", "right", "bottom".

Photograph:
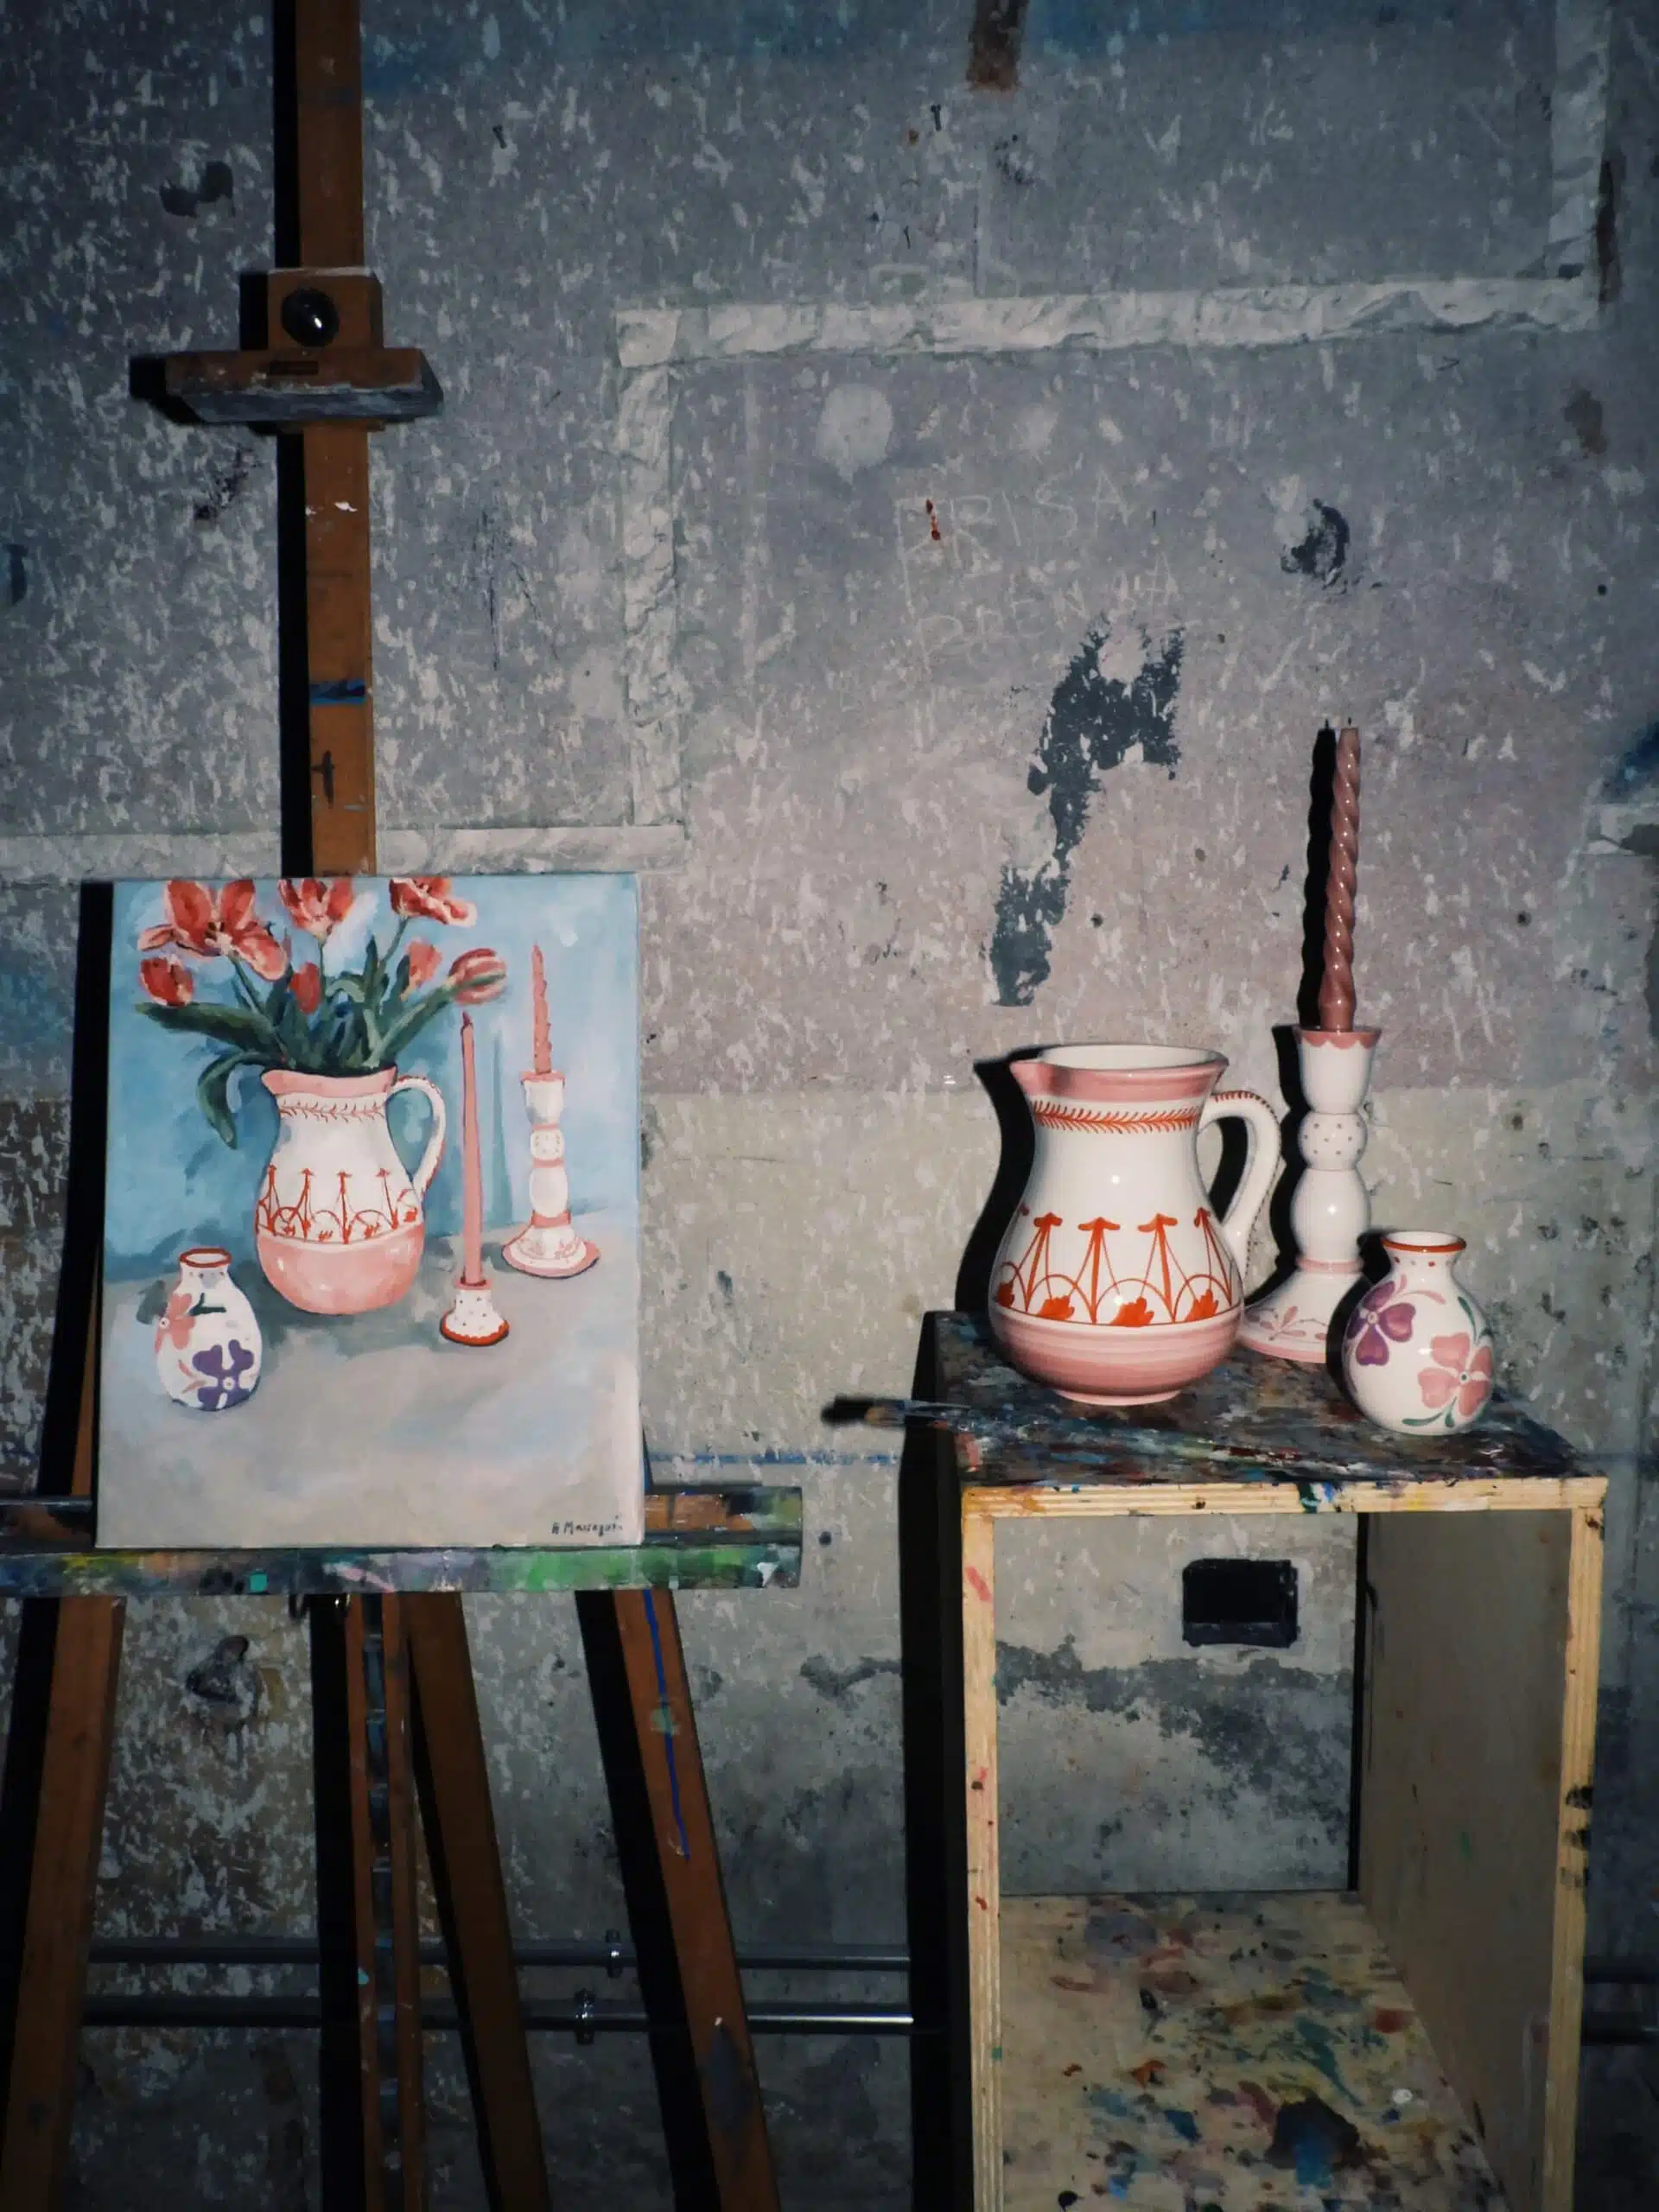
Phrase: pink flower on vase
[
  {"left": 448, "top": 946, "right": 508, "bottom": 1004},
  {"left": 290, "top": 962, "right": 322, "bottom": 1014},
  {"left": 1419, "top": 1334, "right": 1494, "bottom": 1421},
  {"left": 404, "top": 939, "right": 441, "bottom": 991},
  {"left": 155, "top": 1287, "right": 196, "bottom": 1351},
  {"left": 139, "top": 954, "right": 194, "bottom": 1006},
  {"left": 1349, "top": 1281, "right": 1415, "bottom": 1367},
  {"left": 389, "top": 876, "right": 478, "bottom": 927},
  {"left": 138, "top": 880, "right": 286, "bottom": 981},
  {"left": 278, "top": 876, "right": 355, "bottom": 940}
]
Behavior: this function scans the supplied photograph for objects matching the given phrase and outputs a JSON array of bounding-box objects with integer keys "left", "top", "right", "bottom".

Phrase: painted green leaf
[{"left": 196, "top": 1050, "right": 259, "bottom": 1148}]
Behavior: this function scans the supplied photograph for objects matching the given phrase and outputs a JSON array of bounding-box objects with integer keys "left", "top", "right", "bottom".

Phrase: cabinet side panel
[{"left": 1359, "top": 1507, "right": 1601, "bottom": 2212}]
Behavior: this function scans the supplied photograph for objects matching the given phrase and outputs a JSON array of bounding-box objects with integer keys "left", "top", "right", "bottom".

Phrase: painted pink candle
[
  {"left": 1317, "top": 724, "right": 1361, "bottom": 1033},
  {"left": 531, "top": 944, "right": 551, "bottom": 1076},
  {"left": 459, "top": 1014, "right": 484, "bottom": 1285}
]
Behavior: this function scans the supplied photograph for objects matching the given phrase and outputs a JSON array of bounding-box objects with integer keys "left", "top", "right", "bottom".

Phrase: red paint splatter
[
  {"left": 925, "top": 497, "right": 942, "bottom": 541},
  {"left": 965, "top": 1564, "right": 991, "bottom": 1602},
  {"left": 1372, "top": 2006, "right": 1412, "bottom": 2033}
]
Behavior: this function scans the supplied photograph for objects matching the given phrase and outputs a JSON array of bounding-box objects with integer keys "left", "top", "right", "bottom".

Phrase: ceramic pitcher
[
  {"left": 988, "top": 1045, "right": 1281, "bottom": 1404},
  {"left": 254, "top": 1066, "right": 446, "bottom": 1315}
]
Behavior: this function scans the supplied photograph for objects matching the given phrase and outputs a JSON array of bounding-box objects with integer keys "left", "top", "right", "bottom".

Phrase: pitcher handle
[
  {"left": 387, "top": 1072, "right": 447, "bottom": 1199},
  {"left": 1200, "top": 1090, "right": 1281, "bottom": 1276}
]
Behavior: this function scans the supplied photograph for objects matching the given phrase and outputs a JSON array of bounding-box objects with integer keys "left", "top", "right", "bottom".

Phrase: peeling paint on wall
[{"left": 990, "top": 624, "right": 1182, "bottom": 1006}]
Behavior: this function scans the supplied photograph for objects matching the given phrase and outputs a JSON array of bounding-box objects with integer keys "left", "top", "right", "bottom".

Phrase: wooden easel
[{"left": 0, "top": 3, "right": 783, "bottom": 2203}]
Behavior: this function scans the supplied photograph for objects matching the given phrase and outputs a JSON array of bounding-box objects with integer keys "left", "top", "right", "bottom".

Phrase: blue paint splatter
[{"left": 1165, "top": 2107, "right": 1200, "bottom": 2142}]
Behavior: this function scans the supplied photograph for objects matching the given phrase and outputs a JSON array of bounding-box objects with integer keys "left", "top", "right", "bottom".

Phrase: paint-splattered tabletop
[
  {"left": 877, "top": 1313, "right": 1591, "bottom": 1491},
  {"left": 1001, "top": 1891, "right": 1503, "bottom": 2209}
]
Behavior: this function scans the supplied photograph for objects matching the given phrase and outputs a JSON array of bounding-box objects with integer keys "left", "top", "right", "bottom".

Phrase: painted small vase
[
  {"left": 1340, "top": 1230, "right": 1495, "bottom": 1436},
  {"left": 988, "top": 1044, "right": 1281, "bottom": 1405},
  {"left": 154, "top": 1246, "right": 263, "bottom": 1413}
]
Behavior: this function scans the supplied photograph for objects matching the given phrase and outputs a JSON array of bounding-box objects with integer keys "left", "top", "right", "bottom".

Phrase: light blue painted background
[{"left": 105, "top": 875, "right": 639, "bottom": 1278}]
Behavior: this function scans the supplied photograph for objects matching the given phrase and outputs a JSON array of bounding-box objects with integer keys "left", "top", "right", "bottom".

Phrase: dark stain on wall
[
  {"left": 4, "top": 543, "right": 27, "bottom": 606},
  {"left": 989, "top": 623, "right": 1182, "bottom": 1006},
  {"left": 800, "top": 1655, "right": 901, "bottom": 1702},
  {"left": 995, "top": 1637, "right": 1349, "bottom": 1834},
  {"left": 968, "top": 0, "right": 1032, "bottom": 91},
  {"left": 160, "top": 158, "right": 233, "bottom": 219},
  {"left": 194, "top": 447, "right": 257, "bottom": 524},
  {"left": 1565, "top": 388, "right": 1608, "bottom": 457},
  {"left": 1281, "top": 502, "right": 1350, "bottom": 585}
]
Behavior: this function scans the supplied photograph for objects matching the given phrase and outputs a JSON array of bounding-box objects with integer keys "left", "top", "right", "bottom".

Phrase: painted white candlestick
[
  {"left": 1239, "top": 1027, "right": 1379, "bottom": 1363},
  {"left": 502, "top": 1072, "right": 600, "bottom": 1280}
]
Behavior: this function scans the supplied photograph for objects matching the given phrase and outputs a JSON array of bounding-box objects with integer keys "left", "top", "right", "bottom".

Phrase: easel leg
[
  {"left": 404, "top": 1592, "right": 549, "bottom": 2210},
  {"left": 312, "top": 1594, "right": 424, "bottom": 2211},
  {"left": 577, "top": 1589, "right": 778, "bottom": 2212},
  {"left": 0, "top": 1594, "right": 124, "bottom": 2205}
]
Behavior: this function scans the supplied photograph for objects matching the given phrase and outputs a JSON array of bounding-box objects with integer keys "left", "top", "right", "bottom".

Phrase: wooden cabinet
[{"left": 919, "top": 1313, "right": 1603, "bottom": 2212}]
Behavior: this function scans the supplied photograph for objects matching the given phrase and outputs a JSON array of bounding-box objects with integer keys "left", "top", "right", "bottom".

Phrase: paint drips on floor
[{"left": 999, "top": 1891, "right": 1504, "bottom": 2209}]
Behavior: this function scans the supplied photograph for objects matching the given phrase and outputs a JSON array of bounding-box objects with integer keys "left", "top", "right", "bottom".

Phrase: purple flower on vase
[
  {"left": 1347, "top": 1281, "right": 1415, "bottom": 1368},
  {"left": 192, "top": 1338, "right": 257, "bottom": 1410}
]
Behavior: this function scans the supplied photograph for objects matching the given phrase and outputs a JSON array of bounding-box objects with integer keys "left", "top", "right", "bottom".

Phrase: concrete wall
[{"left": 1, "top": 0, "right": 1656, "bottom": 2203}]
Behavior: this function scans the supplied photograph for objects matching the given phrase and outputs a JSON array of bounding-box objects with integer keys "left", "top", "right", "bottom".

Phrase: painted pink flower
[
  {"left": 155, "top": 1287, "right": 196, "bottom": 1351},
  {"left": 278, "top": 876, "right": 354, "bottom": 940},
  {"left": 448, "top": 946, "right": 508, "bottom": 1005},
  {"left": 1418, "top": 1333, "right": 1494, "bottom": 1421},
  {"left": 139, "top": 954, "right": 194, "bottom": 1007},
  {"left": 138, "top": 879, "right": 286, "bottom": 981},
  {"left": 1348, "top": 1281, "right": 1415, "bottom": 1368},
  {"left": 404, "top": 939, "right": 441, "bottom": 991},
  {"left": 389, "top": 876, "right": 478, "bottom": 926},
  {"left": 290, "top": 962, "right": 322, "bottom": 1015}
]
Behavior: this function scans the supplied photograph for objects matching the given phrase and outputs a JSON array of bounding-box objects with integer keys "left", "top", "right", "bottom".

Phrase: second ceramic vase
[
  {"left": 988, "top": 1044, "right": 1281, "bottom": 1405},
  {"left": 1339, "top": 1230, "right": 1495, "bottom": 1435}
]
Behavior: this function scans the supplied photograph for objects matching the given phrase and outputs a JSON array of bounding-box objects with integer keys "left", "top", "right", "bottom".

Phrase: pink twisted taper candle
[
  {"left": 1317, "top": 725, "right": 1361, "bottom": 1032},
  {"left": 531, "top": 944, "right": 551, "bottom": 1076}
]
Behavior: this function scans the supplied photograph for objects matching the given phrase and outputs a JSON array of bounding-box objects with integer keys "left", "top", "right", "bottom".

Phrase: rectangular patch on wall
[{"left": 98, "top": 874, "right": 643, "bottom": 1549}]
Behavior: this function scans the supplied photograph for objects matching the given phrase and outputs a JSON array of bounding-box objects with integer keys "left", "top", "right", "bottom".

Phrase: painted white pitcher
[
  {"left": 254, "top": 1066, "right": 446, "bottom": 1315},
  {"left": 988, "top": 1044, "right": 1280, "bottom": 1404}
]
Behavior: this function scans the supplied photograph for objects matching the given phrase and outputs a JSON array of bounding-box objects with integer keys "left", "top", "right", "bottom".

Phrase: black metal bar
[
  {"left": 1584, "top": 1957, "right": 1659, "bottom": 1985},
  {"left": 79, "top": 1994, "right": 916, "bottom": 2037},
  {"left": 86, "top": 1936, "right": 908, "bottom": 1974},
  {"left": 1581, "top": 2015, "right": 1659, "bottom": 2046}
]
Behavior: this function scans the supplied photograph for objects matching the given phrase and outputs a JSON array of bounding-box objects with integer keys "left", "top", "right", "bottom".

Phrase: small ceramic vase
[
  {"left": 153, "top": 1246, "right": 263, "bottom": 1412},
  {"left": 1340, "top": 1230, "right": 1495, "bottom": 1436}
]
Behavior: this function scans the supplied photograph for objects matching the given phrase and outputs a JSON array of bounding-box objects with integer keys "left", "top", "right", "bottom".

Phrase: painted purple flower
[
  {"left": 193, "top": 1338, "right": 257, "bottom": 1410},
  {"left": 1347, "top": 1283, "right": 1415, "bottom": 1369}
]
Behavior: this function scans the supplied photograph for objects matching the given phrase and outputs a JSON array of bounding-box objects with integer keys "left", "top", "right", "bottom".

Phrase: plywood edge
[
  {"left": 1541, "top": 1503, "right": 1604, "bottom": 2212},
  {"left": 962, "top": 1476, "right": 1605, "bottom": 1519},
  {"left": 962, "top": 1509, "right": 1003, "bottom": 2211}
]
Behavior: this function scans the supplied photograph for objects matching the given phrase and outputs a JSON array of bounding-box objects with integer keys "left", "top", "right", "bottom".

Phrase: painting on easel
[{"left": 97, "top": 874, "right": 643, "bottom": 1549}]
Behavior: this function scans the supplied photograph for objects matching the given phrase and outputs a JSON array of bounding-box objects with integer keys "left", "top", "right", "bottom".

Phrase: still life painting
[{"left": 98, "top": 873, "right": 643, "bottom": 1550}]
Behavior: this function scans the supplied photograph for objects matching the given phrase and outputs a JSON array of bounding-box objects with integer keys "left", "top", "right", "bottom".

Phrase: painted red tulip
[
  {"left": 139, "top": 954, "right": 194, "bottom": 1007},
  {"left": 389, "top": 876, "right": 478, "bottom": 927},
  {"left": 448, "top": 947, "right": 508, "bottom": 1004},
  {"left": 278, "top": 876, "right": 355, "bottom": 940},
  {"left": 138, "top": 879, "right": 286, "bottom": 981},
  {"left": 404, "top": 939, "right": 441, "bottom": 991},
  {"left": 290, "top": 962, "right": 323, "bottom": 1014}
]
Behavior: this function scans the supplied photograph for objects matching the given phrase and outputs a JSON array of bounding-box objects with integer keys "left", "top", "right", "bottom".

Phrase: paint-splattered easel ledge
[
  {"left": 0, "top": 1487, "right": 800, "bottom": 1596},
  {"left": 828, "top": 1312, "right": 1599, "bottom": 1503}
]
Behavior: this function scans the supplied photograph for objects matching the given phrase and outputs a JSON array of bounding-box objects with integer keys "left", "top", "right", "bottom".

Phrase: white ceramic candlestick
[
  {"left": 502, "top": 1072, "right": 600, "bottom": 1280},
  {"left": 441, "top": 1014, "right": 510, "bottom": 1346},
  {"left": 1239, "top": 1026, "right": 1380, "bottom": 1363}
]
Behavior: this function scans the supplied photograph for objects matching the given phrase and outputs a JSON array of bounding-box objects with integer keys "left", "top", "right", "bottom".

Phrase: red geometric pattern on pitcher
[
  {"left": 993, "top": 1206, "right": 1236, "bottom": 1326},
  {"left": 1029, "top": 1102, "right": 1203, "bottom": 1135},
  {"left": 255, "top": 1163, "right": 421, "bottom": 1245}
]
